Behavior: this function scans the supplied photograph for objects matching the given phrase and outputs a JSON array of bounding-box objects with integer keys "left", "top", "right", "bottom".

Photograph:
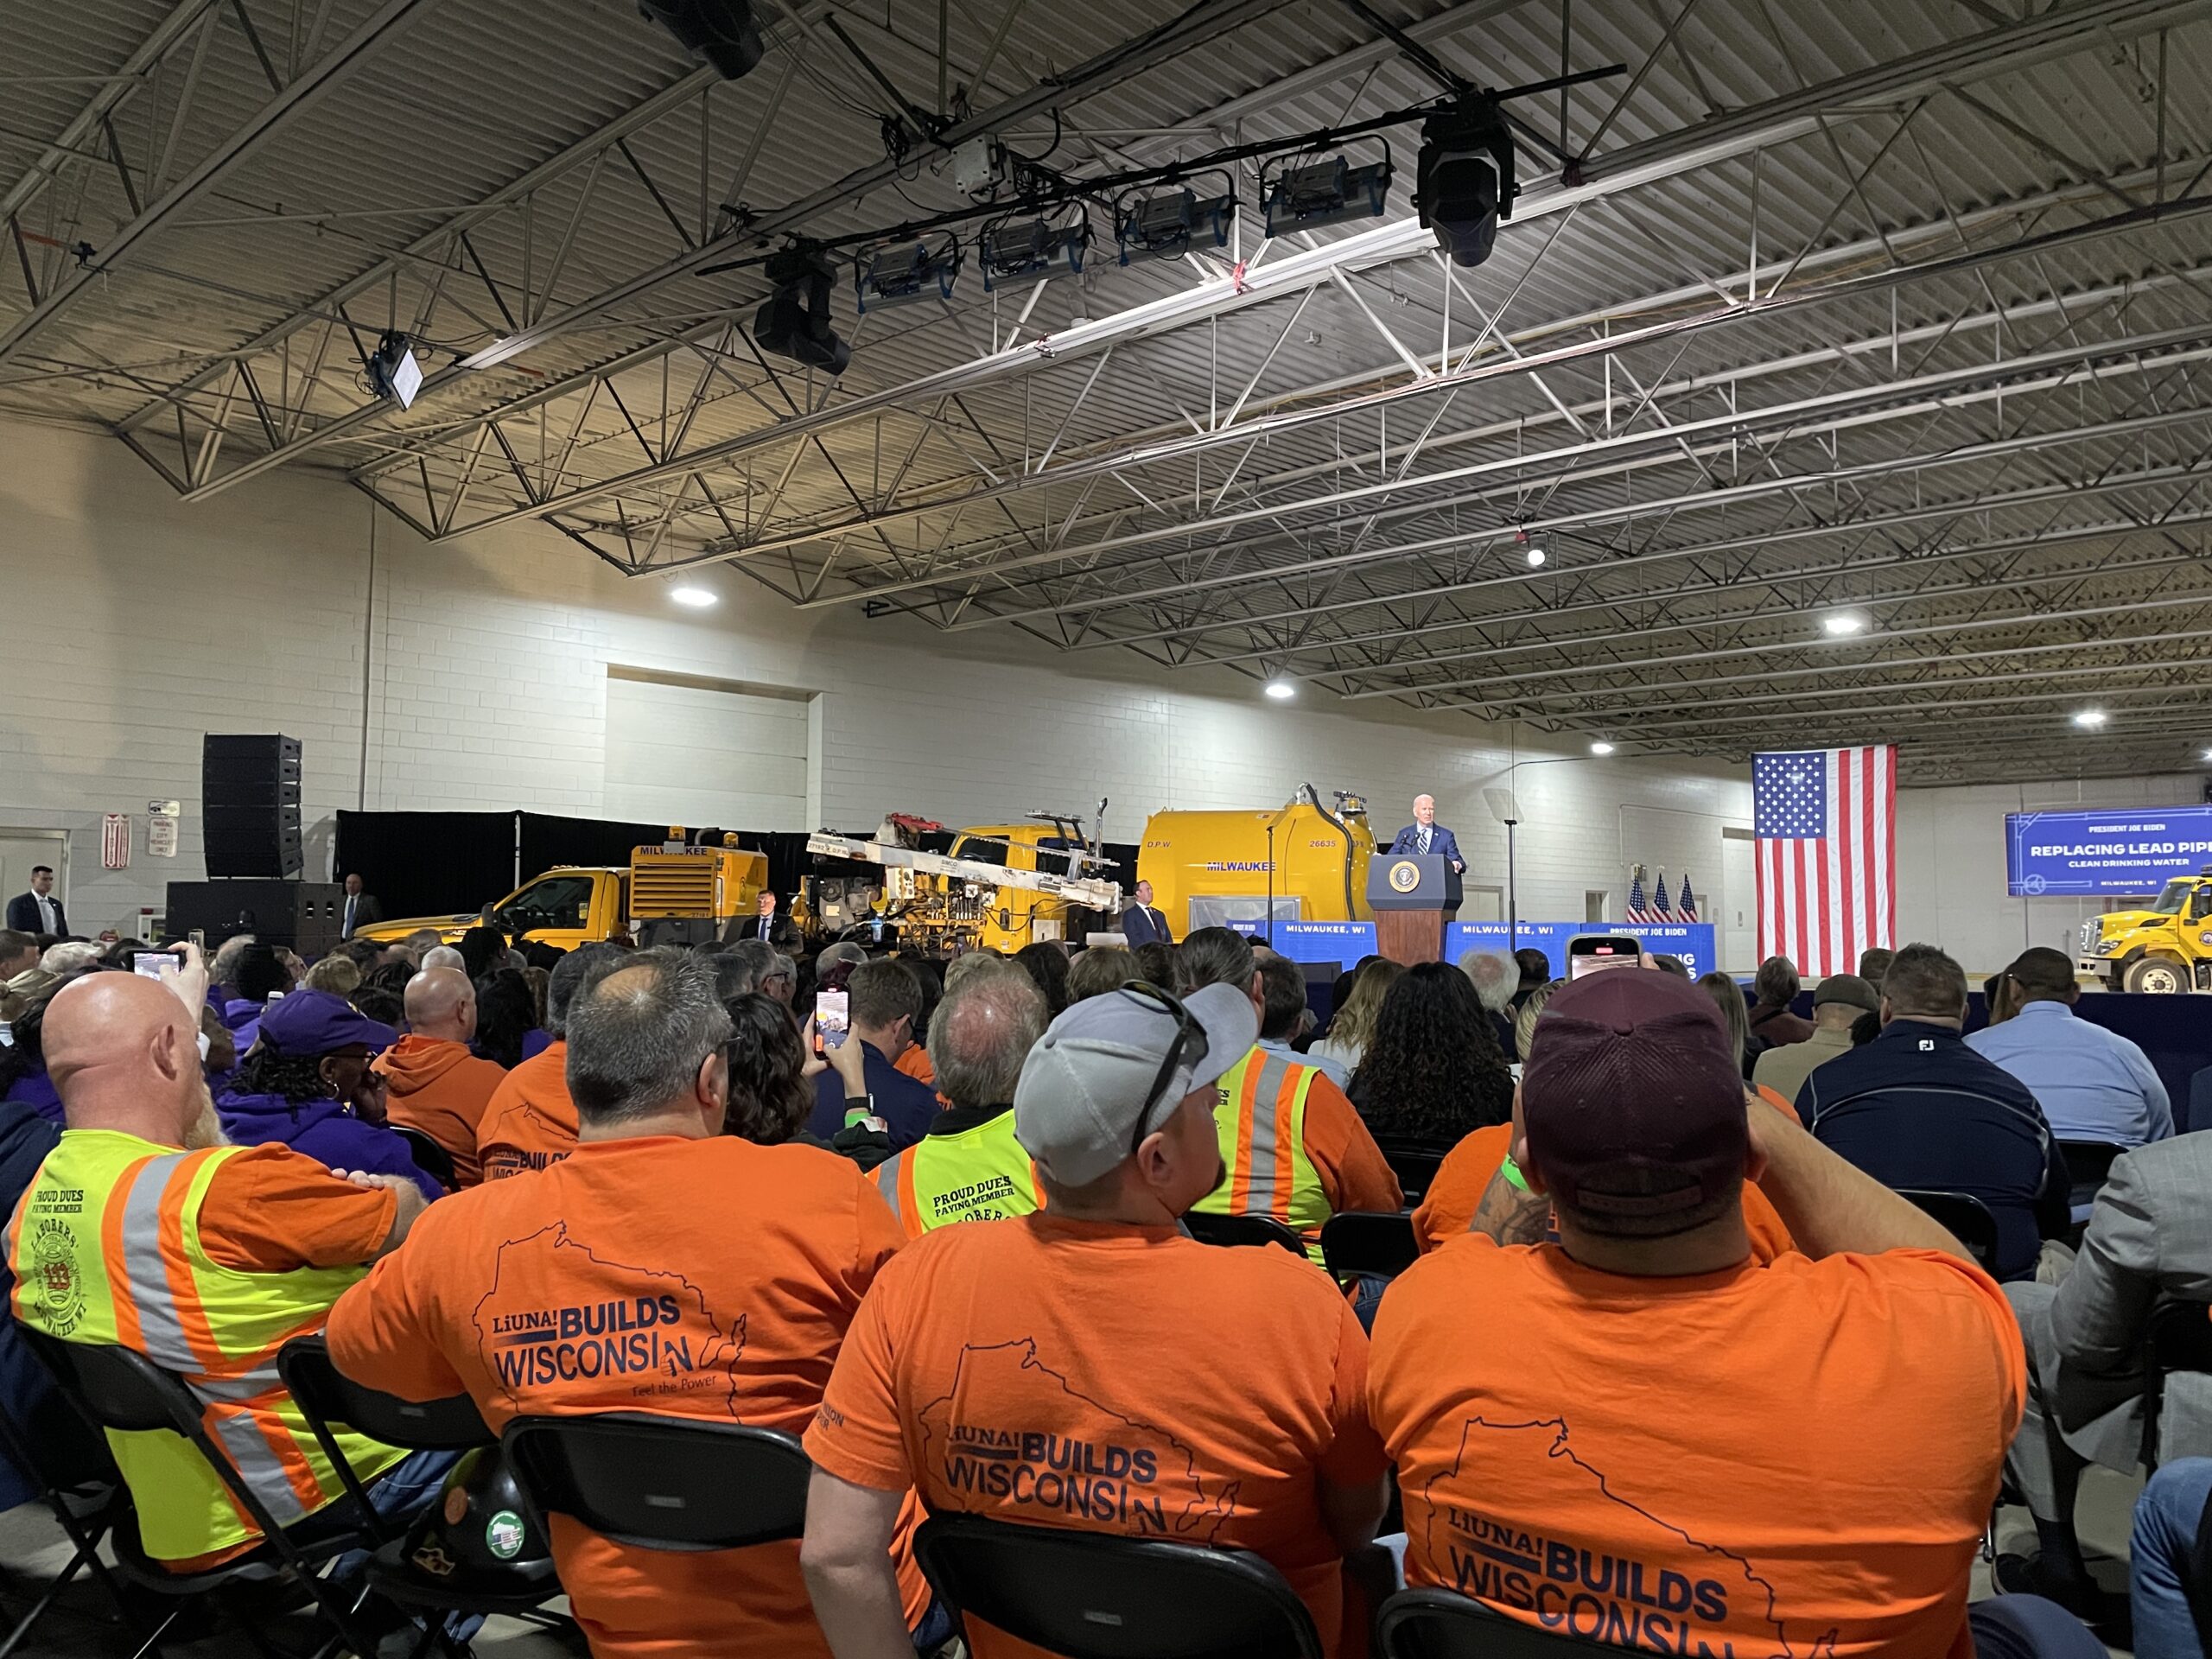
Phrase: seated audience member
[
  {"left": 1968, "top": 946, "right": 2172, "bottom": 1147},
  {"left": 1858, "top": 945, "right": 1895, "bottom": 987},
  {"left": 1065, "top": 944, "right": 1137, "bottom": 1004},
  {"left": 11, "top": 966, "right": 442, "bottom": 1573},
  {"left": 805, "top": 959, "right": 940, "bottom": 1151},
  {"left": 1349, "top": 962, "right": 1512, "bottom": 1144},
  {"left": 218, "top": 941, "right": 293, "bottom": 1046},
  {"left": 302, "top": 955, "right": 361, "bottom": 997},
  {"left": 1183, "top": 928, "right": 1402, "bottom": 1243},
  {"left": 723, "top": 993, "right": 861, "bottom": 1146},
  {"left": 1313, "top": 957, "right": 1401, "bottom": 1077},
  {"left": 372, "top": 966, "right": 503, "bottom": 1187},
  {"left": 725, "top": 938, "right": 781, "bottom": 996},
  {"left": 1370, "top": 970, "right": 2094, "bottom": 1659},
  {"left": 1649, "top": 953, "right": 1691, "bottom": 978},
  {"left": 1011, "top": 940, "right": 1070, "bottom": 1017},
  {"left": 801, "top": 981, "right": 1389, "bottom": 1657},
  {"left": 1459, "top": 948, "right": 1520, "bottom": 1058},
  {"left": 2126, "top": 1459, "right": 2212, "bottom": 1658},
  {"left": 0, "top": 976, "right": 64, "bottom": 1124},
  {"left": 891, "top": 958, "right": 941, "bottom": 1089},
  {"left": 39, "top": 941, "right": 101, "bottom": 977},
  {"left": 1748, "top": 954, "right": 1813, "bottom": 1046},
  {"left": 476, "top": 944, "right": 622, "bottom": 1180},
  {"left": 1511, "top": 978, "right": 1565, "bottom": 1068},
  {"left": 1695, "top": 970, "right": 1755, "bottom": 1079},
  {"left": 1257, "top": 954, "right": 1347, "bottom": 1089},
  {"left": 869, "top": 963, "right": 1047, "bottom": 1236},
  {"left": 1753, "top": 972, "right": 1878, "bottom": 1106},
  {"left": 1999, "top": 1126, "right": 2212, "bottom": 1611},
  {"left": 327, "top": 950, "right": 931, "bottom": 1658},
  {"left": 1804, "top": 944, "right": 2069, "bottom": 1282},
  {"left": 1131, "top": 939, "right": 1181, "bottom": 995},
  {"left": 1510, "top": 947, "right": 1550, "bottom": 1009},
  {"left": 0, "top": 932, "right": 37, "bottom": 982},
  {"left": 219, "top": 992, "right": 442, "bottom": 1201},
  {"left": 456, "top": 925, "right": 505, "bottom": 981},
  {"left": 347, "top": 985, "right": 404, "bottom": 1028},
  {"left": 419, "top": 944, "right": 467, "bottom": 976}
]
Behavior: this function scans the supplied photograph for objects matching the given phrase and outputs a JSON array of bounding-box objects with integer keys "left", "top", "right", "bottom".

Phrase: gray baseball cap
[{"left": 1013, "top": 982, "right": 1259, "bottom": 1187}]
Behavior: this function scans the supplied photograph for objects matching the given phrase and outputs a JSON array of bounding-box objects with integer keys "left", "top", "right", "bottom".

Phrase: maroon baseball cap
[{"left": 1520, "top": 969, "right": 1747, "bottom": 1227}]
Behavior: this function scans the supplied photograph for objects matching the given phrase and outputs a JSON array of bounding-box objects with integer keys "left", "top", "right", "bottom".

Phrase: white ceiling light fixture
[
  {"left": 1264, "top": 678, "right": 1296, "bottom": 701},
  {"left": 669, "top": 584, "right": 718, "bottom": 608},
  {"left": 2072, "top": 709, "right": 2107, "bottom": 729},
  {"left": 1822, "top": 612, "right": 1867, "bottom": 636},
  {"left": 1589, "top": 741, "right": 1615, "bottom": 755}
]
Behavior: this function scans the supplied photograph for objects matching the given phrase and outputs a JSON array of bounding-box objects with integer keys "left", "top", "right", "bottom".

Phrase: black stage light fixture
[
  {"left": 638, "top": 0, "right": 765, "bottom": 80},
  {"left": 1414, "top": 98, "right": 1516, "bottom": 268},
  {"left": 364, "top": 330, "right": 423, "bottom": 408},
  {"left": 1262, "top": 155, "right": 1392, "bottom": 238},
  {"left": 1115, "top": 188, "right": 1234, "bottom": 265},
  {"left": 981, "top": 218, "right": 1089, "bottom": 293},
  {"left": 856, "top": 234, "right": 963, "bottom": 313},
  {"left": 753, "top": 247, "right": 851, "bottom": 374}
]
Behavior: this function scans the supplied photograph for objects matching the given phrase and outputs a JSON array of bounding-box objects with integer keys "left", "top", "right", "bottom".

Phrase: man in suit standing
[
  {"left": 5, "top": 868, "right": 64, "bottom": 938},
  {"left": 1121, "top": 880, "right": 1173, "bottom": 948},
  {"left": 747, "top": 889, "right": 801, "bottom": 950},
  {"left": 339, "top": 873, "right": 384, "bottom": 940},
  {"left": 1387, "top": 795, "right": 1465, "bottom": 874}
]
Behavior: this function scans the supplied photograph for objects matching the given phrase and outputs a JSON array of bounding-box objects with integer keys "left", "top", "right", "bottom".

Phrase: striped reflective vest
[
  {"left": 7, "top": 1129, "right": 407, "bottom": 1564},
  {"left": 872, "top": 1111, "right": 1042, "bottom": 1239},
  {"left": 1190, "top": 1046, "right": 1331, "bottom": 1250}
]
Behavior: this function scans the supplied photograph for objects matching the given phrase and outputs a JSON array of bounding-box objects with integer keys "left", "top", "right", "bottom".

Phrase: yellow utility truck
[
  {"left": 2076, "top": 868, "right": 2212, "bottom": 993},
  {"left": 357, "top": 830, "right": 767, "bottom": 950},
  {"left": 1138, "top": 785, "right": 1375, "bottom": 935}
]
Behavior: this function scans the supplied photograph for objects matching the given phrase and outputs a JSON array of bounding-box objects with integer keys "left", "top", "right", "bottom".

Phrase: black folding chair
[
  {"left": 1375, "top": 1586, "right": 1641, "bottom": 1657},
  {"left": 1376, "top": 1138, "right": 1452, "bottom": 1205},
  {"left": 914, "top": 1511, "right": 1324, "bottom": 1659},
  {"left": 1182, "top": 1210, "right": 1310, "bottom": 1259},
  {"left": 389, "top": 1128, "right": 457, "bottom": 1192},
  {"left": 2056, "top": 1139, "right": 2126, "bottom": 1215},
  {"left": 501, "top": 1412, "right": 810, "bottom": 1550},
  {"left": 1897, "top": 1190, "right": 2001, "bottom": 1275},
  {"left": 20, "top": 1327, "right": 384, "bottom": 1659},
  {"left": 1320, "top": 1211, "right": 1421, "bottom": 1280},
  {"left": 278, "top": 1335, "right": 566, "bottom": 1658},
  {"left": 0, "top": 1389, "right": 137, "bottom": 1659},
  {"left": 2141, "top": 1300, "right": 2212, "bottom": 1474}
]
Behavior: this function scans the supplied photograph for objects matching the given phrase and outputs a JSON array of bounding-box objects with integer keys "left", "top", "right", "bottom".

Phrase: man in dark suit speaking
[
  {"left": 5, "top": 868, "right": 64, "bottom": 938},
  {"left": 1387, "top": 795, "right": 1465, "bottom": 874},
  {"left": 1120, "top": 880, "right": 1174, "bottom": 947}
]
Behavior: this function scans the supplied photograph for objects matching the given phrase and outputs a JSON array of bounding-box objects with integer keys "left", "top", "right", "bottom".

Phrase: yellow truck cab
[
  {"left": 945, "top": 823, "right": 1100, "bottom": 953},
  {"left": 2078, "top": 868, "right": 2212, "bottom": 994},
  {"left": 357, "top": 867, "right": 626, "bottom": 952},
  {"left": 1138, "top": 785, "right": 1375, "bottom": 935}
]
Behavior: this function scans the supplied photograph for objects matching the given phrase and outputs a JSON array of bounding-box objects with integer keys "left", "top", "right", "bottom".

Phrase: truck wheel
[{"left": 2123, "top": 955, "right": 2190, "bottom": 995}]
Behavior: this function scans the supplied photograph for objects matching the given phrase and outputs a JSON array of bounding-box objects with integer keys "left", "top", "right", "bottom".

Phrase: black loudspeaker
[
  {"left": 165, "top": 880, "right": 342, "bottom": 955},
  {"left": 203, "top": 734, "right": 303, "bottom": 879}
]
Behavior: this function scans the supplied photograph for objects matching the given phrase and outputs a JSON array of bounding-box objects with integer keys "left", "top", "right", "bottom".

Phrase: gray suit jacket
[{"left": 2010, "top": 1130, "right": 2212, "bottom": 1471}]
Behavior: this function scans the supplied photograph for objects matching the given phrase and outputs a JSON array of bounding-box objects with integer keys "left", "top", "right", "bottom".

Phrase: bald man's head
[
  {"left": 404, "top": 966, "right": 476, "bottom": 1044},
  {"left": 45, "top": 972, "right": 215, "bottom": 1147}
]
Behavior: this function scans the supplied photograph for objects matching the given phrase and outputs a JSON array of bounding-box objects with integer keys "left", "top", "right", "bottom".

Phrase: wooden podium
[{"left": 1368, "top": 854, "right": 1462, "bottom": 966}]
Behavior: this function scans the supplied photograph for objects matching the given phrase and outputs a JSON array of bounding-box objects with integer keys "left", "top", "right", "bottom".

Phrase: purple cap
[
  {"left": 1520, "top": 969, "right": 1746, "bottom": 1226},
  {"left": 255, "top": 989, "right": 396, "bottom": 1058}
]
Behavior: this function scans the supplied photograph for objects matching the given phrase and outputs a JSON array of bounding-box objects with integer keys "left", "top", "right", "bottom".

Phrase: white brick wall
[{"left": 1, "top": 416, "right": 1770, "bottom": 945}]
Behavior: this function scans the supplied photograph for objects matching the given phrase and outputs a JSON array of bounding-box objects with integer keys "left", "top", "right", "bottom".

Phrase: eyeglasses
[{"left": 1114, "top": 980, "right": 1209, "bottom": 1157}]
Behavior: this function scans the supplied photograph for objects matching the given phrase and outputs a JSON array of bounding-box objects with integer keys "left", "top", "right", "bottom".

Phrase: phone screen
[
  {"left": 131, "top": 951, "right": 179, "bottom": 981},
  {"left": 814, "top": 988, "right": 849, "bottom": 1052},
  {"left": 1567, "top": 935, "right": 1644, "bottom": 979}
]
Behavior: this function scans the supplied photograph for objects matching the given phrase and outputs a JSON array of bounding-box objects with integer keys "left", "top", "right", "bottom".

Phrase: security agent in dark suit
[
  {"left": 746, "top": 890, "right": 802, "bottom": 950},
  {"left": 1120, "top": 880, "right": 1174, "bottom": 947},
  {"left": 1386, "top": 794, "right": 1465, "bottom": 874},
  {"left": 339, "top": 873, "right": 384, "bottom": 939},
  {"left": 4, "top": 868, "right": 64, "bottom": 938}
]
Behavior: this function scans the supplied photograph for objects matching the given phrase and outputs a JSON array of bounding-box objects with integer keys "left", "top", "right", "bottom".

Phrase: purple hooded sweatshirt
[{"left": 214, "top": 1089, "right": 442, "bottom": 1200}]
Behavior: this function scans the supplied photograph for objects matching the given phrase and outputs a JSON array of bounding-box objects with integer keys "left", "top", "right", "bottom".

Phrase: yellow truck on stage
[
  {"left": 2076, "top": 868, "right": 2212, "bottom": 993},
  {"left": 1137, "top": 785, "right": 1375, "bottom": 935}
]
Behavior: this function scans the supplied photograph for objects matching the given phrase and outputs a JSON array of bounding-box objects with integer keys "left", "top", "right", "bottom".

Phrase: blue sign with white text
[
  {"left": 1262, "top": 921, "right": 1718, "bottom": 979},
  {"left": 2006, "top": 806, "right": 2212, "bottom": 896}
]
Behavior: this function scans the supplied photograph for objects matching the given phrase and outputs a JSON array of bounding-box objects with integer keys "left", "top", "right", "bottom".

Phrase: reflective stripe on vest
[
  {"left": 874, "top": 1116, "right": 1041, "bottom": 1239},
  {"left": 1192, "top": 1048, "right": 1330, "bottom": 1246}
]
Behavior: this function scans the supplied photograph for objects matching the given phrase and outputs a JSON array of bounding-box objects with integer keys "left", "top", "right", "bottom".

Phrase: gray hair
[
  {"left": 547, "top": 941, "right": 626, "bottom": 1038},
  {"left": 818, "top": 941, "right": 869, "bottom": 972},
  {"left": 727, "top": 938, "right": 779, "bottom": 986},
  {"left": 421, "top": 945, "right": 467, "bottom": 975},
  {"left": 564, "top": 948, "right": 734, "bottom": 1126},
  {"left": 930, "top": 963, "right": 1046, "bottom": 1110},
  {"left": 39, "top": 942, "right": 100, "bottom": 976},
  {"left": 768, "top": 951, "right": 796, "bottom": 985},
  {"left": 207, "top": 933, "right": 257, "bottom": 987},
  {"left": 1458, "top": 949, "right": 1516, "bottom": 1014}
]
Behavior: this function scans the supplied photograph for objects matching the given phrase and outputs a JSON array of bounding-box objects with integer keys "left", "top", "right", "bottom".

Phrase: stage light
[
  {"left": 1116, "top": 188, "right": 1234, "bottom": 265},
  {"left": 1262, "top": 155, "right": 1392, "bottom": 238},
  {"left": 365, "top": 331, "right": 423, "bottom": 409},
  {"left": 638, "top": 0, "right": 765, "bottom": 80},
  {"left": 670, "top": 585, "right": 717, "bottom": 608},
  {"left": 2073, "top": 709, "right": 2107, "bottom": 729},
  {"left": 981, "top": 218, "right": 1088, "bottom": 293},
  {"left": 856, "top": 235, "right": 963, "bottom": 313},
  {"left": 1516, "top": 529, "right": 1546, "bottom": 568},
  {"left": 1414, "top": 99, "right": 1516, "bottom": 269},
  {"left": 1589, "top": 741, "right": 1615, "bottom": 756},
  {"left": 1264, "top": 678, "right": 1296, "bottom": 701},
  {"left": 2202, "top": 747, "right": 2212, "bottom": 763},
  {"left": 1823, "top": 612, "right": 1867, "bottom": 636},
  {"left": 754, "top": 246, "right": 851, "bottom": 375}
]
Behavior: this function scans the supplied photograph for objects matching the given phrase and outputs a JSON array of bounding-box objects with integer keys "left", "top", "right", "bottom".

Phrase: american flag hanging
[
  {"left": 1625, "top": 865, "right": 1656, "bottom": 925},
  {"left": 1676, "top": 873, "right": 1698, "bottom": 923},
  {"left": 1652, "top": 868, "right": 1674, "bottom": 921},
  {"left": 1754, "top": 747, "right": 1897, "bottom": 976}
]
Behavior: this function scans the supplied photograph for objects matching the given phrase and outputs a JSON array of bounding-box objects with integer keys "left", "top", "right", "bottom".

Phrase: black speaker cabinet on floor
[
  {"left": 164, "top": 880, "right": 343, "bottom": 954},
  {"left": 203, "top": 734, "right": 302, "bottom": 879}
]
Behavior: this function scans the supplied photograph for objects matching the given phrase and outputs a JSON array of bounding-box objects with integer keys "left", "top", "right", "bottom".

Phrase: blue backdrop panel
[{"left": 2006, "top": 805, "right": 2212, "bottom": 896}]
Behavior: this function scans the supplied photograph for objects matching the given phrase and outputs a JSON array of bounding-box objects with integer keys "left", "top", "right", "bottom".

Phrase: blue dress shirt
[{"left": 1965, "top": 999, "right": 2173, "bottom": 1147}]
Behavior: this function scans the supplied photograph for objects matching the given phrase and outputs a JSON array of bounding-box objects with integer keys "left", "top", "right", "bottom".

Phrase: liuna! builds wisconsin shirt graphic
[{"left": 468, "top": 1221, "right": 747, "bottom": 1414}]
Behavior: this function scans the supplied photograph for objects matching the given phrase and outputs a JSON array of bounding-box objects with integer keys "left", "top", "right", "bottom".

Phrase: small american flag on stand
[
  {"left": 1651, "top": 868, "right": 1674, "bottom": 921},
  {"left": 1676, "top": 874, "right": 1698, "bottom": 923},
  {"left": 1624, "top": 865, "right": 1656, "bottom": 925},
  {"left": 1755, "top": 746, "right": 1897, "bottom": 976}
]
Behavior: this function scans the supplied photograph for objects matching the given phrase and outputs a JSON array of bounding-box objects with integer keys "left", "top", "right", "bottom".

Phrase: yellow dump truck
[
  {"left": 357, "top": 830, "right": 767, "bottom": 950},
  {"left": 1138, "top": 785, "right": 1374, "bottom": 934},
  {"left": 2076, "top": 868, "right": 2212, "bottom": 993}
]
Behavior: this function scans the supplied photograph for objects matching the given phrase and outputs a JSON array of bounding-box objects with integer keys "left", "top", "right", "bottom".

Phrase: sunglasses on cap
[{"left": 1113, "top": 981, "right": 1209, "bottom": 1158}]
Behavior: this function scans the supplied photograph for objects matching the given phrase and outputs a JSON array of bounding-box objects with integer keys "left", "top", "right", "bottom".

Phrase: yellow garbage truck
[
  {"left": 2076, "top": 868, "right": 2212, "bottom": 993},
  {"left": 1137, "top": 785, "right": 1375, "bottom": 935}
]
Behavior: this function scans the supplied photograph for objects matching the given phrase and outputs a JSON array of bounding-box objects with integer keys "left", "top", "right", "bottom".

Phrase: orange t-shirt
[
  {"left": 194, "top": 1143, "right": 399, "bottom": 1271},
  {"left": 805, "top": 1213, "right": 1388, "bottom": 1659},
  {"left": 474, "top": 1040, "right": 576, "bottom": 1181},
  {"left": 1301, "top": 1072, "right": 1405, "bottom": 1217},
  {"left": 323, "top": 1135, "right": 930, "bottom": 1659},
  {"left": 373, "top": 1035, "right": 505, "bottom": 1187},
  {"left": 1370, "top": 1239, "right": 2025, "bottom": 1659},
  {"left": 893, "top": 1045, "right": 936, "bottom": 1088},
  {"left": 1410, "top": 1125, "right": 1797, "bottom": 1262}
]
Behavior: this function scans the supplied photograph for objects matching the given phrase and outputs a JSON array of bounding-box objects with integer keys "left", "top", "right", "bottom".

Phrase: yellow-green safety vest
[
  {"left": 1190, "top": 1046, "right": 1331, "bottom": 1252},
  {"left": 873, "top": 1112, "right": 1042, "bottom": 1239},
  {"left": 7, "top": 1129, "right": 407, "bottom": 1564}
]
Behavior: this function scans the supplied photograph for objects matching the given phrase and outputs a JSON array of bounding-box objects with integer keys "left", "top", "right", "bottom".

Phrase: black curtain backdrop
[{"left": 334, "top": 811, "right": 515, "bottom": 922}]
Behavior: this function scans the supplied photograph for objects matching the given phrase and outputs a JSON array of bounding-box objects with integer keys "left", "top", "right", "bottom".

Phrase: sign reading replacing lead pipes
[
  {"left": 101, "top": 815, "right": 130, "bottom": 871},
  {"left": 2005, "top": 805, "right": 2212, "bottom": 896},
  {"left": 146, "top": 801, "right": 180, "bottom": 860}
]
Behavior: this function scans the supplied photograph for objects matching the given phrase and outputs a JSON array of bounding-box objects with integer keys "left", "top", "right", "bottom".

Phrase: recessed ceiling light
[
  {"left": 1263, "top": 679, "right": 1297, "bottom": 701},
  {"left": 2072, "top": 709, "right": 2107, "bottom": 729},
  {"left": 1588, "top": 741, "right": 1615, "bottom": 756},
  {"left": 670, "top": 585, "right": 718, "bottom": 608},
  {"left": 1822, "top": 613, "right": 1866, "bottom": 636}
]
